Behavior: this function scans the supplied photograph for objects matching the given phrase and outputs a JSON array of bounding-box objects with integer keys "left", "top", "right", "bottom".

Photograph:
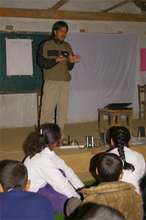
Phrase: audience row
[{"left": 0, "top": 124, "right": 145, "bottom": 220}]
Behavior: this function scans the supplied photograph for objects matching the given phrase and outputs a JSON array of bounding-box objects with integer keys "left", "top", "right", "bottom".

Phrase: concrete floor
[
  {"left": 0, "top": 119, "right": 145, "bottom": 161},
  {"left": 0, "top": 122, "right": 99, "bottom": 160}
]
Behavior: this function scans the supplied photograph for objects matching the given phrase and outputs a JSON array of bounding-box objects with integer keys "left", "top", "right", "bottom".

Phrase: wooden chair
[{"left": 137, "top": 84, "right": 146, "bottom": 119}]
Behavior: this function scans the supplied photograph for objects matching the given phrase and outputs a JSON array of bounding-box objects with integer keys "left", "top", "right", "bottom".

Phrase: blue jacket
[{"left": 0, "top": 189, "right": 55, "bottom": 220}]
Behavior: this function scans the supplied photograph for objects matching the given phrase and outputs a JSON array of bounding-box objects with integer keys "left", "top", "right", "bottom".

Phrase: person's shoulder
[
  {"left": 41, "top": 147, "right": 55, "bottom": 158},
  {"left": 24, "top": 152, "right": 42, "bottom": 164},
  {"left": 27, "top": 192, "right": 55, "bottom": 219},
  {"left": 63, "top": 41, "right": 72, "bottom": 49},
  {"left": 0, "top": 192, "right": 5, "bottom": 199},
  {"left": 64, "top": 40, "right": 71, "bottom": 45},
  {"left": 0, "top": 191, "right": 55, "bottom": 220},
  {"left": 41, "top": 38, "right": 54, "bottom": 47},
  {"left": 27, "top": 191, "right": 53, "bottom": 207},
  {"left": 109, "top": 148, "right": 118, "bottom": 154},
  {"left": 0, "top": 190, "right": 33, "bottom": 201},
  {"left": 126, "top": 147, "right": 144, "bottom": 158},
  {"left": 31, "top": 191, "right": 49, "bottom": 201},
  {"left": 33, "top": 148, "right": 58, "bottom": 168},
  {"left": 83, "top": 181, "right": 137, "bottom": 202}
]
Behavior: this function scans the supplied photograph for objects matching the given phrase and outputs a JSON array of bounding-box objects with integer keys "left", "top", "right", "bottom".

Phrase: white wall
[
  {"left": 0, "top": 17, "right": 146, "bottom": 126},
  {"left": 0, "top": 93, "right": 38, "bottom": 127},
  {"left": 0, "top": 17, "right": 146, "bottom": 34}
]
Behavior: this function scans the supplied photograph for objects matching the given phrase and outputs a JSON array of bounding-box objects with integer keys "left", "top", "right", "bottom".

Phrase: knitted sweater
[
  {"left": 38, "top": 38, "right": 74, "bottom": 81},
  {"left": 82, "top": 181, "right": 143, "bottom": 220}
]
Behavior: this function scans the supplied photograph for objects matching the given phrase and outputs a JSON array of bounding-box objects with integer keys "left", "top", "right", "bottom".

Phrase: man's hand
[
  {"left": 56, "top": 55, "right": 67, "bottom": 63},
  {"left": 68, "top": 54, "right": 81, "bottom": 63}
]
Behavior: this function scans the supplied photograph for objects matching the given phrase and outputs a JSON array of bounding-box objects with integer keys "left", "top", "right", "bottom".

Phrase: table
[{"left": 98, "top": 108, "right": 133, "bottom": 133}]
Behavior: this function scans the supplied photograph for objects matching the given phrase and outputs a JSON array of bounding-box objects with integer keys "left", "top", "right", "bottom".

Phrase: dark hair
[
  {"left": 51, "top": 21, "right": 69, "bottom": 38},
  {"left": 23, "top": 123, "right": 61, "bottom": 158},
  {"left": 65, "top": 202, "right": 125, "bottom": 220},
  {"left": 139, "top": 174, "right": 146, "bottom": 219},
  {"left": 0, "top": 160, "right": 28, "bottom": 191},
  {"left": 106, "top": 126, "right": 135, "bottom": 172},
  {"left": 89, "top": 152, "right": 105, "bottom": 184},
  {"left": 97, "top": 153, "right": 123, "bottom": 182}
]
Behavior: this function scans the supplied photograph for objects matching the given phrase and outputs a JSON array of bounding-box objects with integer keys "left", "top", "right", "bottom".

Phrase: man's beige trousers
[{"left": 40, "top": 80, "right": 69, "bottom": 132}]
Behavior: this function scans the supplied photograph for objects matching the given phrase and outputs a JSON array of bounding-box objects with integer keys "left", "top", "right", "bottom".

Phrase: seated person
[
  {"left": 0, "top": 159, "right": 55, "bottom": 220},
  {"left": 82, "top": 153, "right": 142, "bottom": 220},
  {"left": 65, "top": 202, "right": 126, "bottom": 220},
  {"left": 23, "top": 123, "right": 84, "bottom": 213},
  {"left": 139, "top": 173, "right": 146, "bottom": 219},
  {"left": 106, "top": 126, "right": 146, "bottom": 193}
]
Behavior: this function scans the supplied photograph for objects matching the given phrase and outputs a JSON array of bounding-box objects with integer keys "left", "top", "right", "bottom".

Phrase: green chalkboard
[{"left": 0, "top": 31, "right": 50, "bottom": 93}]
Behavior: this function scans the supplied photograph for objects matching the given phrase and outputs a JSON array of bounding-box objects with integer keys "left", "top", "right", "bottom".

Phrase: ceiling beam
[
  {"left": 51, "top": 0, "right": 70, "bottom": 10},
  {"left": 0, "top": 8, "right": 146, "bottom": 22},
  {"left": 102, "top": 0, "right": 134, "bottom": 13}
]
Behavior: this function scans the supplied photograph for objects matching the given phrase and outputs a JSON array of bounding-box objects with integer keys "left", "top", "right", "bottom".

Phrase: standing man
[{"left": 38, "top": 21, "right": 80, "bottom": 133}]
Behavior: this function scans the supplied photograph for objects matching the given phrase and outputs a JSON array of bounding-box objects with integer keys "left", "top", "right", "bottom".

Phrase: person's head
[
  {"left": 96, "top": 153, "right": 123, "bottom": 182},
  {"left": 51, "top": 21, "right": 69, "bottom": 42},
  {"left": 89, "top": 152, "right": 105, "bottom": 183},
  {"left": 106, "top": 126, "right": 135, "bottom": 172},
  {"left": 106, "top": 126, "right": 131, "bottom": 148},
  {"left": 23, "top": 123, "right": 61, "bottom": 158},
  {"left": 0, "top": 160, "right": 29, "bottom": 192},
  {"left": 65, "top": 202, "right": 125, "bottom": 220}
]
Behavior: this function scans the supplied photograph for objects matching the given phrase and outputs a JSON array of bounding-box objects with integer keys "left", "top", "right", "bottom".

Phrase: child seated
[
  {"left": 83, "top": 153, "right": 142, "bottom": 220},
  {"left": 0, "top": 159, "right": 55, "bottom": 220},
  {"left": 106, "top": 126, "right": 146, "bottom": 193},
  {"left": 23, "top": 123, "right": 83, "bottom": 213}
]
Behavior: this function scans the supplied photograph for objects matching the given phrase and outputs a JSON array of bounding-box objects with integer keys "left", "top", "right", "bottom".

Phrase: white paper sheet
[{"left": 6, "top": 39, "right": 33, "bottom": 76}]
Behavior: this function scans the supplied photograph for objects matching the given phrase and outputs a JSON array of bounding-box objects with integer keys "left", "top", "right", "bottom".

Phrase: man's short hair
[
  {"left": 97, "top": 153, "right": 123, "bottom": 182},
  {"left": 52, "top": 21, "right": 69, "bottom": 37},
  {"left": 65, "top": 202, "right": 125, "bottom": 220},
  {"left": 0, "top": 160, "right": 28, "bottom": 191}
]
